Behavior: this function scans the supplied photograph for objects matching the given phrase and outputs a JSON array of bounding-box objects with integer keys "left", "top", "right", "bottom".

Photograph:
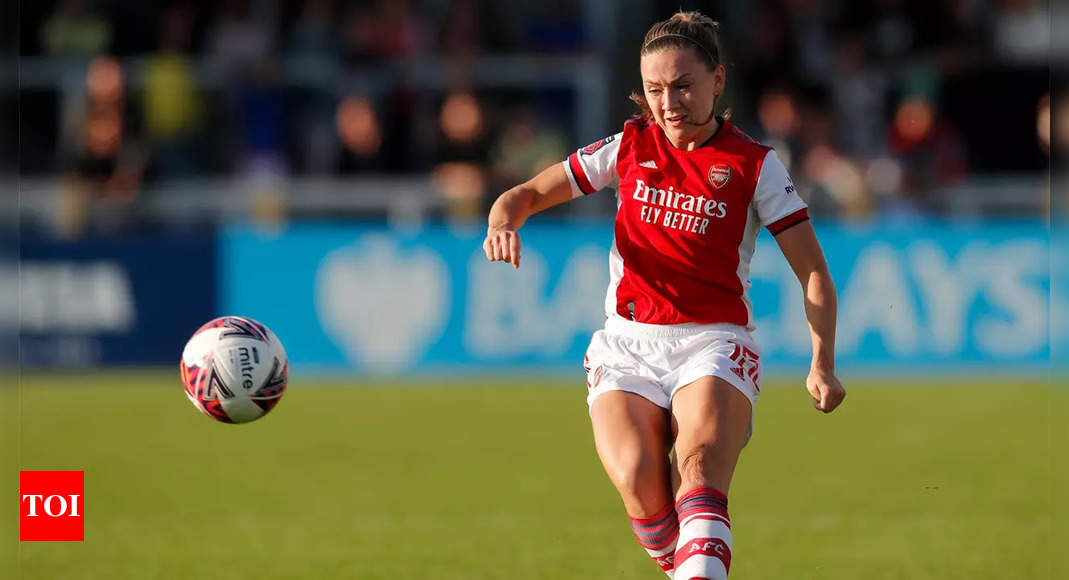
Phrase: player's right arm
[
  {"left": 483, "top": 162, "right": 574, "bottom": 269},
  {"left": 486, "top": 133, "right": 621, "bottom": 268}
]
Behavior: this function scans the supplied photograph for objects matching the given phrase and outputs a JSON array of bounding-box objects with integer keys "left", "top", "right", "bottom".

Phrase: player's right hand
[{"left": 483, "top": 228, "right": 522, "bottom": 269}]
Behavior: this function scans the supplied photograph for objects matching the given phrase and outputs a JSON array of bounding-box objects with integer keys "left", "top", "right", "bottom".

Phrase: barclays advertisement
[{"left": 221, "top": 222, "right": 1050, "bottom": 375}]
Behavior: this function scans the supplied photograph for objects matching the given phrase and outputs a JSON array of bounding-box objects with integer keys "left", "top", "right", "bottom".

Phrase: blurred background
[
  {"left": 3, "top": 2, "right": 1063, "bottom": 579},
  {"left": 6, "top": 0, "right": 1055, "bottom": 375}
]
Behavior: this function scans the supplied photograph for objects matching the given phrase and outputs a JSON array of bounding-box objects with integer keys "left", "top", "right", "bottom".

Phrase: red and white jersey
[{"left": 562, "top": 118, "right": 808, "bottom": 329}]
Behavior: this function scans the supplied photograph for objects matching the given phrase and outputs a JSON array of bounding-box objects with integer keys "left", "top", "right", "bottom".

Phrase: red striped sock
[
  {"left": 629, "top": 503, "right": 680, "bottom": 578},
  {"left": 673, "top": 487, "right": 732, "bottom": 580}
]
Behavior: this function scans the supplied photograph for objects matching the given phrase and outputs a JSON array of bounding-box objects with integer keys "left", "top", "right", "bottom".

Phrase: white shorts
[{"left": 583, "top": 317, "right": 762, "bottom": 411}]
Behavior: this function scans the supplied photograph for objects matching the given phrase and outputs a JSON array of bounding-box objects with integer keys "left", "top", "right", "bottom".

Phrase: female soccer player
[{"left": 483, "top": 11, "right": 845, "bottom": 579}]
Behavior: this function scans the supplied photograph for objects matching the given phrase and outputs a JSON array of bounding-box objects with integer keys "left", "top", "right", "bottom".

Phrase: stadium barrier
[
  {"left": 222, "top": 221, "right": 1050, "bottom": 376},
  {"left": 19, "top": 233, "right": 216, "bottom": 367}
]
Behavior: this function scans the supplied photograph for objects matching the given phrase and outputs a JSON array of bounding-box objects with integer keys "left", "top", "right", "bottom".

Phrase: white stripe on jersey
[
  {"left": 605, "top": 238, "right": 627, "bottom": 321},
  {"left": 736, "top": 206, "right": 759, "bottom": 330},
  {"left": 753, "top": 149, "right": 806, "bottom": 226},
  {"left": 736, "top": 149, "right": 805, "bottom": 329},
  {"left": 568, "top": 132, "right": 623, "bottom": 195},
  {"left": 560, "top": 160, "right": 583, "bottom": 199}
]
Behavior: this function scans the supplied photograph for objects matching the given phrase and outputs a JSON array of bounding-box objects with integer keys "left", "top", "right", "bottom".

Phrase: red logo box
[{"left": 20, "top": 471, "right": 84, "bottom": 541}]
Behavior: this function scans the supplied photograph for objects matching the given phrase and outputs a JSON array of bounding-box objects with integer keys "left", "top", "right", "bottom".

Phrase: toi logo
[{"left": 20, "top": 471, "right": 84, "bottom": 541}]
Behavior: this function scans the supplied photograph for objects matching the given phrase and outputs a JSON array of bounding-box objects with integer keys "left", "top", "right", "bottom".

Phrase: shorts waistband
[{"left": 604, "top": 316, "right": 747, "bottom": 338}]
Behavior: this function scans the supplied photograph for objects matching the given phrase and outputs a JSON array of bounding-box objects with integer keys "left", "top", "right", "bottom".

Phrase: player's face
[{"left": 640, "top": 48, "right": 725, "bottom": 149}]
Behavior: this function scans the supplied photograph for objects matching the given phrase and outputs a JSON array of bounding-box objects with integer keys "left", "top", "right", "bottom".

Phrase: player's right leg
[
  {"left": 668, "top": 377, "right": 753, "bottom": 580},
  {"left": 590, "top": 390, "right": 676, "bottom": 577}
]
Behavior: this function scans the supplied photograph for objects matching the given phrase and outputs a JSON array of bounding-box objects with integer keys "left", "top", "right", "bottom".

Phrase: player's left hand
[{"left": 806, "top": 369, "right": 845, "bottom": 413}]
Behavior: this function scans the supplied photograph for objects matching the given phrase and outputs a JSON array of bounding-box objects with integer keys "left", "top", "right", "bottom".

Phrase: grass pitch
[{"left": 3, "top": 372, "right": 1057, "bottom": 579}]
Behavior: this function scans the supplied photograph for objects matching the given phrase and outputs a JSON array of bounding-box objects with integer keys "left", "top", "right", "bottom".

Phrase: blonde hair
[{"left": 629, "top": 11, "right": 730, "bottom": 121}]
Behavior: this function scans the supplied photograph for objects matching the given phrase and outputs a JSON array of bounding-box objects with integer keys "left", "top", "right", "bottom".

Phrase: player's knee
[
  {"left": 608, "top": 467, "right": 639, "bottom": 500},
  {"left": 608, "top": 463, "right": 648, "bottom": 496},
  {"left": 676, "top": 442, "right": 724, "bottom": 485},
  {"left": 606, "top": 458, "right": 665, "bottom": 505}
]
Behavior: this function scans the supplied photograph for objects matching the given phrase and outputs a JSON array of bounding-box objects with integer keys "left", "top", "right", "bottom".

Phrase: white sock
[{"left": 673, "top": 487, "right": 732, "bottom": 580}]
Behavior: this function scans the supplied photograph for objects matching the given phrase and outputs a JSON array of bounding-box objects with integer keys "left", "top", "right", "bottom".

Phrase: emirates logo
[{"left": 708, "top": 164, "right": 731, "bottom": 189}]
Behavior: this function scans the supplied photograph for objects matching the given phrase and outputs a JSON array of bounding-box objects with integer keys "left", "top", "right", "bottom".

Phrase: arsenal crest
[{"left": 708, "top": 164, "right": 731, "bottom": 189}]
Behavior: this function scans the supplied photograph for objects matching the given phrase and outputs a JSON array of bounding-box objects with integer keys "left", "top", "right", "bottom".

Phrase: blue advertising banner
[
  {"left": 20, "top": 234, "right": 217, "bottom": 366},
  {"left": 221, "top": 222, "right": 1050, "bottom": 374}
]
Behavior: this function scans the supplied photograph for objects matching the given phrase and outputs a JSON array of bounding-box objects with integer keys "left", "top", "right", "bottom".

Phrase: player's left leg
[
  {"left": 668, "top": 377, "right": 752, "bottom": 580},
  {"left": 590, "top": 390, "right": 678, "bottom": 577}
]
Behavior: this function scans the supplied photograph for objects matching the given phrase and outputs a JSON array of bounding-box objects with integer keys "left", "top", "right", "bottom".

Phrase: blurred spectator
[
  {"left": 992, "top": 0, "right": 1049, "bottom": 64},
  {"left": 341, "top": 3, "right": 380, "bottom": 63},
  {"left": 523, "top": 0, "right": 586, "bottom": 53},
  {"left": 232, "top": 59, "right": 290, "bottom": 226},
  {"left": 791, "top": 90, "right": 862, "bottom": 217},
  {"left": 434, "top": 91, "right": 490, "bottom": 220},
  {"left": 802, "top": 146, "right": 872, "bottom": 218},
  {"left": 439, "top": 0, "right": 481, "bottom": 60},
  {"left": 237, "top": 60, "right": 289, "bottom": 172},
  {"left": 335, "top": 96, "right": 383, "bottom": 173},
  {"left": 438, "top": 0, "right": 512, "bottom": 59},
  {"left": 755, "top": 87, "right": 802, "bottom": 167},
  {"left": 910, "top": 0, "right": 987, "bottom": 74},
  {"left": 374, "top": 0, "right": 427, "bottom": 58},
  {"left": 142, "top": 2, "right": 202, "bottom": 178},
  {"left": 13, "top": 0, "right": 1053, "bottom": 224},
  {"left": 439, "top": 92, "right": 484, "bottom": 148},
  {"left": 734, "top": 2, "right": 793, "bottom": 99},
  {"left": 341, "top": 0, "right": 427, "bottom": 63},
  {"left": 830, "top": 34, "right": 888, "bottom": 159},
  {"left": 490, "top": 106, "right": 568, "bottom": 188},
  {"left": 1037, "top": 92, "right": 1050, "bottom": 155},
  {"left": 785, "top": 0, "right": 835, "bottom": 83},
  {"left": 58, "top": 56, "right": 145, "bottom": 238},
  {"left": 207, "top": 0, "right": 270, "bottom": 77},
  {"left": 40, "top": 0, "right": 112, "bottom": 57},
  {"left": 886, "top": 94, "right": 967, "bottom": 210},
  {"left": 869, "top": 0, "right": 914, "bottom": 63},
  {"left": 285, "top": 0, "right": 343, "bottom": 175},
  {"left": 288, "top": 0, "right": 340, "bottom": 60},
  {"left": 434, "top": 162, "right": 486, "bottom": 221}
]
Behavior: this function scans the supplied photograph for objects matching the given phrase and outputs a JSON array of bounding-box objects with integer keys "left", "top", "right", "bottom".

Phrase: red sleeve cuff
[
  {"left": 567, "top": 153, "right": 596, "bottom": 195},
  {"left": 767, "top": 208, "right": 809, "bottom": 235}
]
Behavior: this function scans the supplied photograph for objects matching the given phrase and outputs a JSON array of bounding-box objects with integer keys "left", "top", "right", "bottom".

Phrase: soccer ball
[{"left": 180, "top": 316, "right": 288, "bottom": 424}]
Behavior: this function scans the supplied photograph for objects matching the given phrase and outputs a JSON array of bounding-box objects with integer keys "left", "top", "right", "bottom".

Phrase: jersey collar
[
  {"left": 695, "top": 116, "right": 728, "bottom": 150},
  {"left": 660, "top": 116, "right": 728, "bottom": 152}
]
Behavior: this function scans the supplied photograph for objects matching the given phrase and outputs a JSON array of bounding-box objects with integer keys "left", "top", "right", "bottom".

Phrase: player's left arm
[{"left": 774, "top": 222, "right": 846, "bottom": 414}]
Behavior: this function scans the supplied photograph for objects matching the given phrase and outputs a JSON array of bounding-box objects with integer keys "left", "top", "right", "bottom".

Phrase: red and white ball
[{"left": 180, "top": 316, "right": 288, "bottom": 424}]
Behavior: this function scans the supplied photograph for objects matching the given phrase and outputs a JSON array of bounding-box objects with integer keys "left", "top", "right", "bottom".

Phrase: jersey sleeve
[
  {"left": 562, "top": 133, "right": 622, "bottom": 198},
  {"left": 753, "top": 149, "right": 809, "bottom": 235}
]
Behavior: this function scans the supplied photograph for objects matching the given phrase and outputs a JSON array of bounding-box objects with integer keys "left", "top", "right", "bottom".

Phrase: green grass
[{"left": 4, "top": 372, "right": 1058, "bottom": 579}]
